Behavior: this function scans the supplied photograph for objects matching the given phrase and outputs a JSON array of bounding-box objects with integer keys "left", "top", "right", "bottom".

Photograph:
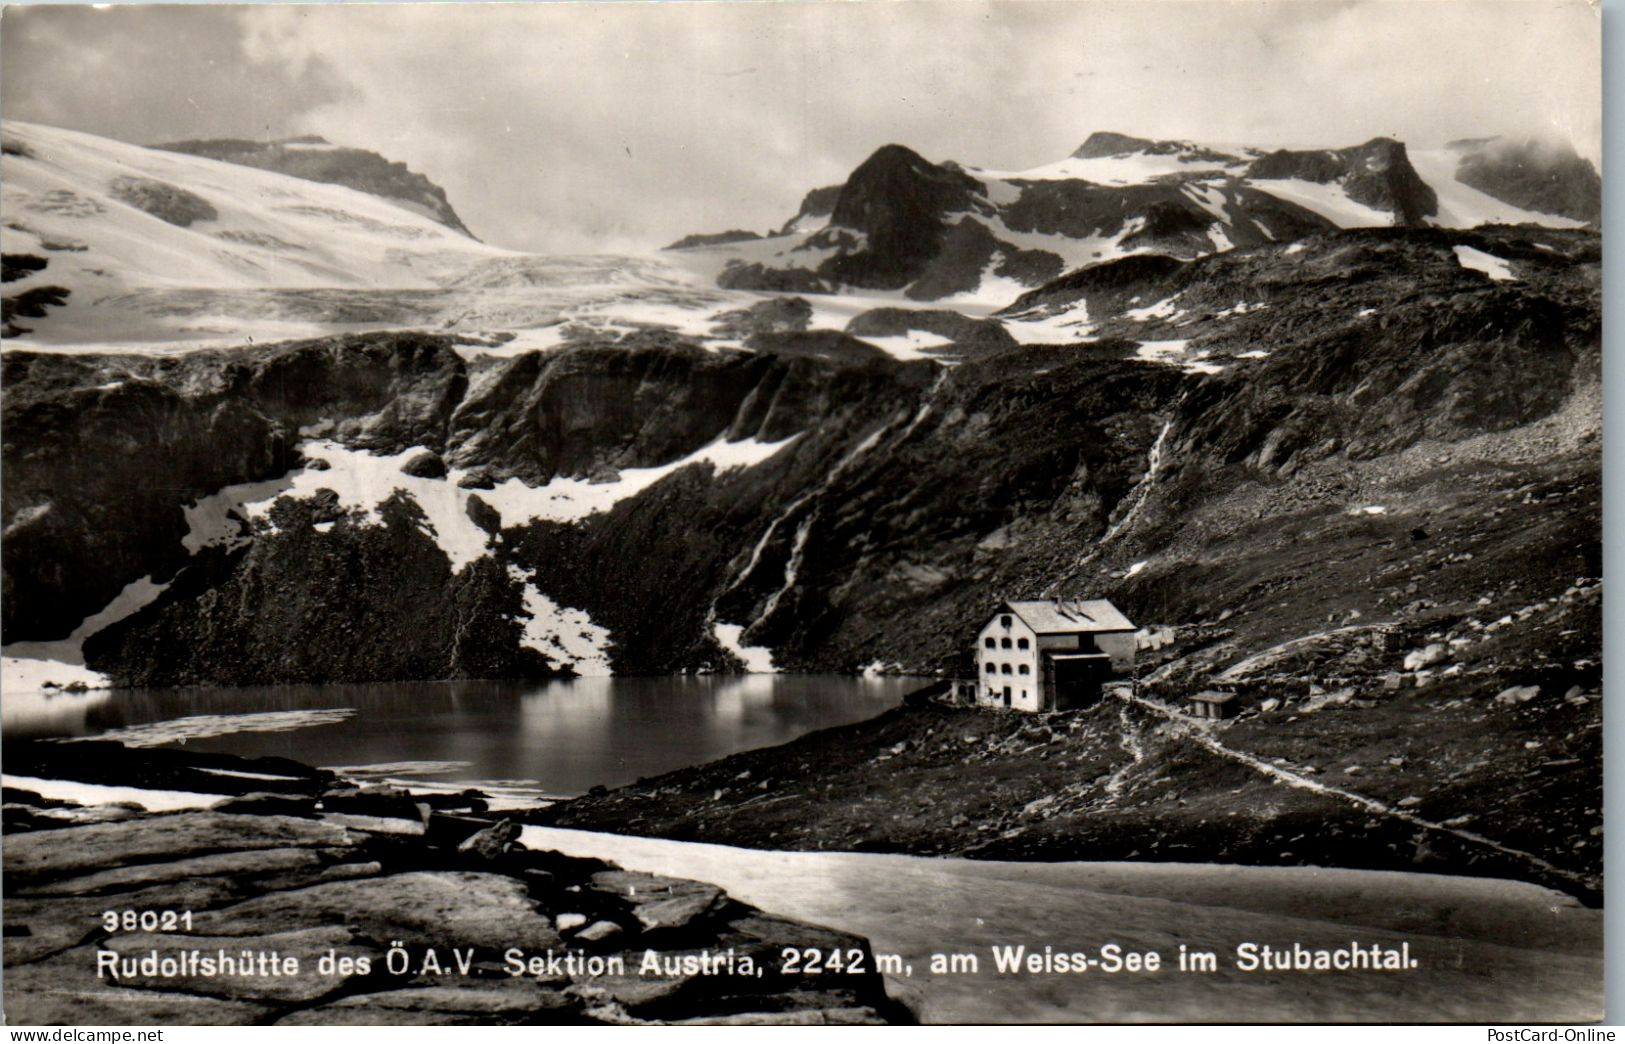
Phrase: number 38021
[{"left": 101, "top": 910, "right": 193, "bottom": 933}]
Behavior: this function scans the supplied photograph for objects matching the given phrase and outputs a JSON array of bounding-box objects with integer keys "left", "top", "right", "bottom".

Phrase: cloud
[
  {"left": 1, "top": 6, "right": 357, "bottom": 144},
  {"left": 2, "top": 1, "right": 1600, "bottom": 253}
]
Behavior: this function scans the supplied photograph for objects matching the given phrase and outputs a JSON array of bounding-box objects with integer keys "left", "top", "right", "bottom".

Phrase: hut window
[
  {"left": 1001, "top": 638, "right": 1012, "bottom": 649},
  {"left": 1018, "top": 664, "right": 1030, "bottom": 675},
  {"left": 984, "top": 637, "right": 995, "bottom": 649},
  {"left": 1000, "top": 615, "right": 1012, "bottom": 628},
  {"left": 985, "top": 663, "right": 996, "bottom": 674},
  {"left": 1017, "top": 637, "right": 1030, "bottom": 649},
  {"left": 1000, "top": 664, "right": 1012, "bottom": 675}
]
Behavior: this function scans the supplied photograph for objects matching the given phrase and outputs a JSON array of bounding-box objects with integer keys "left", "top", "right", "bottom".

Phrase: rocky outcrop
[
  {"left": 775, "top": 184, "right": 841, "bottom": 235},
  {"left": 1, "top": 284, "right": 69, "bottom": 338},
  {"left": 1246, "top": 138, "right": 1438, "bottom": 225},
  {"left": 155, "top": 137, "right": 475, "bottom": 238},
  {"left": 664, "top": 230, "right": 763, "bottom": 251},
  {"left": 1071, "top": 132, "right": 1240, "bottom": 164},
  {"left": 843, "top": 307, "right": 1017, "bottom": 355},
  {"left": 2, "top": 332, "right": 468, "bottom": 640},
  {"left": 107, "top": 176, "right": 218, "bottom": 227},
  {"left": 2, "top": 742, "right": 901, "bottom": 1026}
]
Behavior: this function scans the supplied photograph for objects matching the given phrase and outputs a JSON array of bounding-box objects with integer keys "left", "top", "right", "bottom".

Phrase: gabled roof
[{"left": 997, "top": 599, "right": 1136, "bottom": 634}]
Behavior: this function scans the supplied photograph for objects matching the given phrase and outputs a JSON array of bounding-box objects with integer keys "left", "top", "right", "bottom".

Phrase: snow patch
[
  {"left": 198, "top": 767, "right": 306, "bottom": 782},
  {"left": 1134, "top": 339, "right": 1189, "bottom": 363},
  {"left": 1453, "top": 245, "right": 1516, "bottom": 282},
  {"left": 973, "top": 149, "right": 1245, "bottom": 186},
  {"left": 2, "top": 574, "right": 171, "bottom": 697},
  {"left": 2, "top": 774, "right": 226, "bottom": 812},
  {"left": 858, "top": 330, "right": 954, "bottom": 361},
  {"left": 186, "top": 434, "right": 799, "bottom": 571},
  {"left": 1125, "top": 560, "right": 1149, "bottom": 578},
  {"left": 712, "top": 622, "right": 776, "bottom": 673},
  {"left": 508, "top": 566, "right": 613, "bottom": 676},
  {"left": 1252, "top": 179, "right": 1395, "bottom": 229},
  {"left": 940, "top": 252, "right": 1033, "bottom": 309},
  {"left": 1123, "top": 295, "right": 1182, "bottom": 322},
  {"left": 861, "top": 660, "right": 905, "bottom": 677},
  {"left": 477, "top": 433, "right": 800, "bottom": 526}
]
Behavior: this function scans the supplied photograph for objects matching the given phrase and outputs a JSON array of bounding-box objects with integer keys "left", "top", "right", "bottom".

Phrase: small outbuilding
[
  {"left": 973, "top": 599, "right": 1136, "bottom": 713},
  {"left": 1187, "top": 691, "right": 1238, "bottom": 720}
]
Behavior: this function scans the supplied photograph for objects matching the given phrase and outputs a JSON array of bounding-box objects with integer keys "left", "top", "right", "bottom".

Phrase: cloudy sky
[{"left": 1, "top": 1, "right": 1600, "bottom": 253}]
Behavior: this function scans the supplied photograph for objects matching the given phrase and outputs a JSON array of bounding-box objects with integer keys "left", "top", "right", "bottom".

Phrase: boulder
[
  {"left": 1494, "top": 685, "right": 1541, "bottom": 705},
  {"left": 318, "top": 861, "right": 384, "bottom": 882},
  {"left": 399, "top": 450, "right": 448, "bottom": 478},
  {"left": 457, "top": 819, "right": 521, "bottom": 863},
  {"left": 1403, "top": 643, "right": 1448, "bottom": 671},
  {"left": 456, "top": 467, "right": 497, "bottom": 490},
  {"left": 577, "top": 920, "right": 624, "bottom": 944},
  {"left": 2, "top": 812, "right": 357, "bottom": 888},
  {"left": 205, "top": 871, "right": 562, "bottom": 953},
  {"left": 588, "top": 871, "right": 725, "bottom": 935},
  {"left": 19, "top": 846, "right": 328, "bottom": 898}
]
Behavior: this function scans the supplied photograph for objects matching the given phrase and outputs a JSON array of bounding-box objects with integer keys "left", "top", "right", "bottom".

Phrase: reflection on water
[
  {"left": 3, "top": 689, "right": 114, "bottom": 739},
  {"left": 7, "top": 674, "right": 918, "bottom": 796}
]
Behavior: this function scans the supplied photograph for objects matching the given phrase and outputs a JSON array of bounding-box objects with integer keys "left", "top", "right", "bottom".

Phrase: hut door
[{"left": 1002, "top": 686, "right": 1012, "bottom": 708}]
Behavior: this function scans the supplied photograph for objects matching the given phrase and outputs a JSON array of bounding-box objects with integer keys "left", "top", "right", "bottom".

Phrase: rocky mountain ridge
[
  {"left": 674, "top": 131, "right": 1598, "bottom": 303},
  {"left": 2, "top": 223, "right": 1599, "bottom": 693}
]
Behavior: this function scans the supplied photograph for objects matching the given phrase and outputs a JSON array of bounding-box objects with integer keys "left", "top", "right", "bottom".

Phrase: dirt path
[{"left": 1108, "top": 687, "right": 1595, "bottom": 895}]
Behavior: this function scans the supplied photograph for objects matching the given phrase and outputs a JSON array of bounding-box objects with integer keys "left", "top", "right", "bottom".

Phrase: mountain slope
[
  {"left": 154, "top": 135, "right": 477, "bottom": 238},
  {"left": 672, "top": 132, "right": 1596, "bottom": 303},
  {"left": 3, "top": 224, "right": 1597, "bottom": 685}
]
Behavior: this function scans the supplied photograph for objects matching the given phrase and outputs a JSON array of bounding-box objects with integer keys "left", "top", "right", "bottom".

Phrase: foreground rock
[{"left": 2, "top": 742, "right": 903, "bottom": 1026}]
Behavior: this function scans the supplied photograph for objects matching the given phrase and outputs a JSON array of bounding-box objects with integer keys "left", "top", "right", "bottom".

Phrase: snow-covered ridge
[
  {"left": 674, "top": 133, "right": 1592, "bottom": 307},
  {"left": 2, "top": 121, "right": 510, "bottom": 292}
]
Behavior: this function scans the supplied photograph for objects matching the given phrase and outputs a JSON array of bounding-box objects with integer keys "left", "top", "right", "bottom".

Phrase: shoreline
[
  {"left": 537, "top": 694, "right": 1604, "bottom": 906},
  {"left": 0, "top": 736, "right": 1602, "bottom": 1023}
]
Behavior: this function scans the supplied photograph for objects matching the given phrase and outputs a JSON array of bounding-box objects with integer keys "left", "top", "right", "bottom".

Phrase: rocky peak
[
  {"left": 154, "top": 137, "right": 476, "bottom": 238},
  {"left": 823, "top": 144, "right": 986, "bottom": 289},
  {"left": 1071, "top": 132, "right": 1242, "bottom": 164},
  {"left": 1072, "top": 131, "right": 1162, "bottom": 159},
  {"left": 1247, "top": 137, "right": 1438, "bottom": 225}
]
